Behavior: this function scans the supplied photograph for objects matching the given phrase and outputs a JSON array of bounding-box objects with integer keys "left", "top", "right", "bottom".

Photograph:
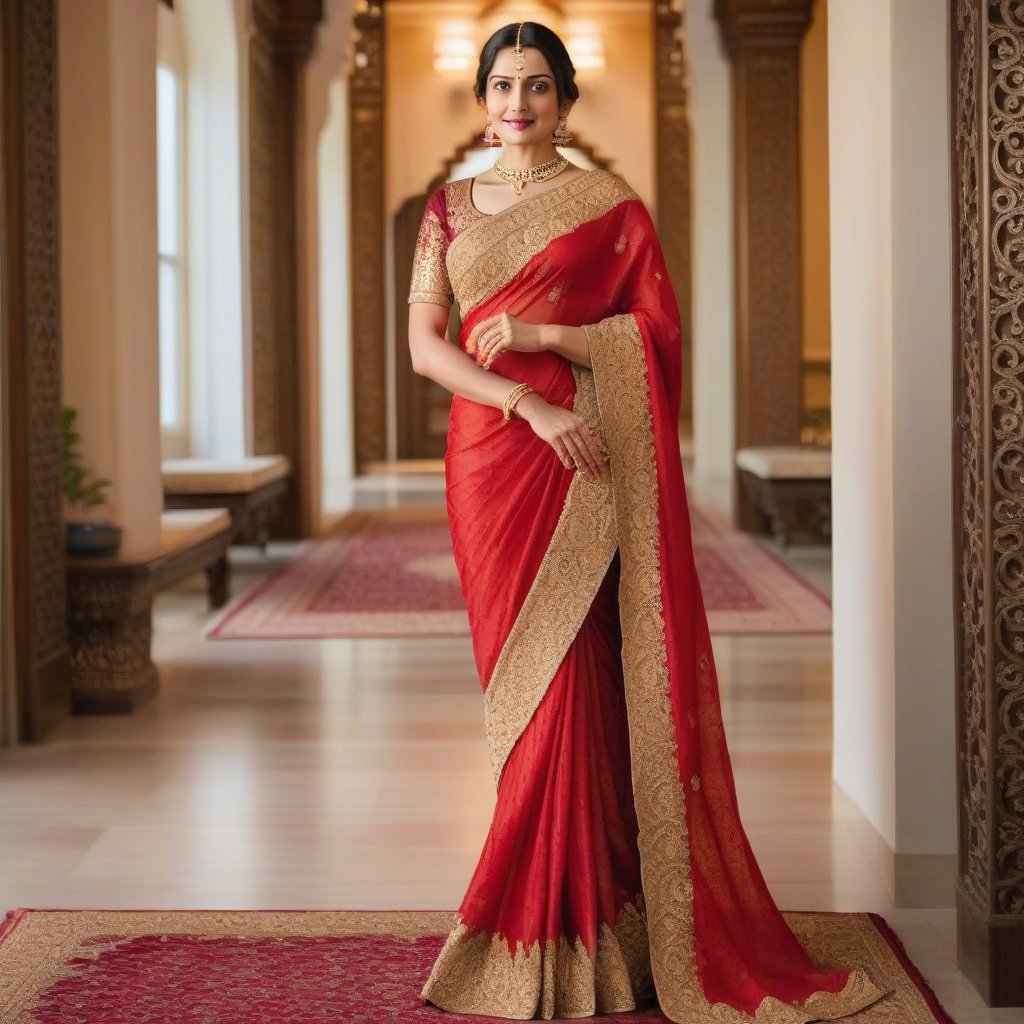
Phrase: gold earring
[
  {"left": 552, "top": 116, "right": 573, "bottom": 146},
  {"left": 483, "top": 119, "right": 499, "bottom": 146}
]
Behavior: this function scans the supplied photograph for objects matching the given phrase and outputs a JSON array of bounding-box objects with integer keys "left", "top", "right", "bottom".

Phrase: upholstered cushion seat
[
  {"left": 160, "top": 508, "right": 232, "bottom": 554},
  {"left": 161, "top": 455, "right": 289, "bottom": 494},
  {"left": 735, "top": 445, "right": 831, "bottom": 479}
]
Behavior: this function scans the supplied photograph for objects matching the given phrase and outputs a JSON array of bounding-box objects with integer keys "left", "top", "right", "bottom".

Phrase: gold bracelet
[{"left": 502, "top": 382, "right": 533, "bottom": 421}]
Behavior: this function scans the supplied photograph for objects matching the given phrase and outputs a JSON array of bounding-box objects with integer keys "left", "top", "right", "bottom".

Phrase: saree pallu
[{"left": 409, "top": 169, "right": 888, "bottom": 1022}]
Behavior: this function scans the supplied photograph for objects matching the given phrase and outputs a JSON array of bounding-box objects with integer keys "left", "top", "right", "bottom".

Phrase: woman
[{"left": 407, "top": 21, "right": 888, "bottom": 1023}]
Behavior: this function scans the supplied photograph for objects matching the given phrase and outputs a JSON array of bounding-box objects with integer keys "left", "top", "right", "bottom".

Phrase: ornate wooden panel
[
  {"left": 714, "top": 0, "right": 813, "bottom": 530},
  {"left": 350, "top": 0, "right": 386, "bottom": 467},
  {"left": 1, "top": 0, "right": 70, "bottom": 741},
  {"left": 248, "top": 0, "right": 322, "bottom": 535},
  {"left": 655, "top": 0, "right": 693, "bottom": 424},
  {"left": 951, "top": 0, "right": 1024, "bottom": 1004}
]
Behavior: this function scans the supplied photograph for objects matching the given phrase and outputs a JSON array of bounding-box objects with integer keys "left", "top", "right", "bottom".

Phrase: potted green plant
[{"left": 61, "top": 406, "right": 122, "bottom": 556}]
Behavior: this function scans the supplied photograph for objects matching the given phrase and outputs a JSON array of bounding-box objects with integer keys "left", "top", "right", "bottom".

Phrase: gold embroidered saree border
[
  {"left": 447, "top": 169, "right": 636, "bottom": 316},
  {"left": 586, "top": 313, "right": 890, "bottom": 1024},
  {"left": 483, "top": 364, "right": 616, "bottom": 787},
  {"left": 420, "top": 896, "right": 653, "bottom": 1019},
  {"left": 408, "top": 206, "right": 453, "bottom": 307}
]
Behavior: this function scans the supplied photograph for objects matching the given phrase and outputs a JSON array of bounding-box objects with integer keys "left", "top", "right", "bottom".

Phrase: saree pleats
[
  {"left": 414, "top": 168, "right": 890, "bottom": 1022},
  {"left": 420, "top": 557, "right": 655, "bottom": 1018}
]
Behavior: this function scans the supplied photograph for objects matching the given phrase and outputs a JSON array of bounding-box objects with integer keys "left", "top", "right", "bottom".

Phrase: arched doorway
[{"left": 348, "top": 0, "right": 695, "bottom": 468}]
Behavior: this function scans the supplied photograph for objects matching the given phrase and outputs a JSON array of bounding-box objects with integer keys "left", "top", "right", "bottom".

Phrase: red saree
[{"left": 407, "top": 169, "right": 888, "bottom": 1022}]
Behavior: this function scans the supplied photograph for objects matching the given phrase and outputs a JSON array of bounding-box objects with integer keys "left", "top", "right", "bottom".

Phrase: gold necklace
[{"left": 493, "top": 154, "right": 569, "bottom": 195}]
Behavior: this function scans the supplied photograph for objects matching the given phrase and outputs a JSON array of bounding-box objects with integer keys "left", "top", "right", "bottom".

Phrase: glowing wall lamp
[
  {"left": 567, "top": 31, "right": 605, "bottom": 69},
  {"left": 433, "top": 31, "right": 476, "bottom": 72}
]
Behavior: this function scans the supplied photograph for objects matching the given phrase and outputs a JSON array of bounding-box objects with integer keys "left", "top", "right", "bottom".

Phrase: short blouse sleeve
[{"left": 408, "top": 189, "right": 454, "bottom": 308}]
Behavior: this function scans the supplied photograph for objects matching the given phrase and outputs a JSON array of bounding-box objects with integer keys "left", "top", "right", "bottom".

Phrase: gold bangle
[{"left": 503, "top": 382, "right": 533, "bottom": 421}]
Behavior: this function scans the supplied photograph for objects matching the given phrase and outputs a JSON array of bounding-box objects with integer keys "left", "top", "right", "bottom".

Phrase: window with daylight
[{"left": 157, "top": 14, "right": 189, "bottom": 455}]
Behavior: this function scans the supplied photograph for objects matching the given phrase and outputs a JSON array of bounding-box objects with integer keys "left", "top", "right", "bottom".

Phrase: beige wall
[
  {"left": 59, "top": 0, "right": 163, "bottom": 557},
  {"left": 829, "top": 0, "right": 955, "bottom": 906},
  {"left": 686, "top": 0, "right": 736, "bottom": 514}
]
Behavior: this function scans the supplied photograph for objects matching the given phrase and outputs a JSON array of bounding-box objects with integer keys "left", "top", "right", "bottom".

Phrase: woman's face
[{"left": 479, "top": 45, "right": 569, "bottom": 148}]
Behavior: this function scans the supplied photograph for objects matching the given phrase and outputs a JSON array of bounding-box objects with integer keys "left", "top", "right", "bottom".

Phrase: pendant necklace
[{"left": 493, "top": 154, "right": 569, "bottom": 195}]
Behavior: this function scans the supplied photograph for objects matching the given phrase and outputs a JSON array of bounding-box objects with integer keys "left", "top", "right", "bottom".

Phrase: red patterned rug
[
  {"left": 205, "top": 506, "right": 831, "bottom": 640},
  {"left": 0, "top": 908, "right": 955, "bottom": 1023}
]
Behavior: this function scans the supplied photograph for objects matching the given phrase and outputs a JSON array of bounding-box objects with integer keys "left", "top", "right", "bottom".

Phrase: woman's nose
[{"left": 508, "top": 86, "right": 529, "bottom": 111}]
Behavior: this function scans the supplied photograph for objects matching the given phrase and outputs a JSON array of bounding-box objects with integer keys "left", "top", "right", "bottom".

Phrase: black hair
[{"left": 473, "top": 22, "right": 579, "bottom": 107}]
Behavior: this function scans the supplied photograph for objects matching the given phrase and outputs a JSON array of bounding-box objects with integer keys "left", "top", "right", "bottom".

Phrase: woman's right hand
[{"left": 513, "top": 393, "right": 607, "bottom": 478}]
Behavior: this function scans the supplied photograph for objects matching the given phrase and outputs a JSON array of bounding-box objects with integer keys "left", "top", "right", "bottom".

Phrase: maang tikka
[{"left": 511, "top": 21, "right": 526, "bottom": 79}]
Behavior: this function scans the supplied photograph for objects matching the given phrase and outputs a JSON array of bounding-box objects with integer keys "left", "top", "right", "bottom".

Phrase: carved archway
[{"left": 350, "top": 0, "right": 695, "bottom": 467}]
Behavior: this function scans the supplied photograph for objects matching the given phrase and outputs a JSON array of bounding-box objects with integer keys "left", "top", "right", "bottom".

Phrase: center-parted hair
[{"left": 473, "top": 22, "right": 579, "bottom": 106}]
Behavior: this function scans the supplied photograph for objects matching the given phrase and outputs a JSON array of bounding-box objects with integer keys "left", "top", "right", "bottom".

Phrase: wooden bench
[
  {"left": 736, "top": 445, "right": 831, "bottom": 547},
  {"left": 66, "top": 508, "right": 232, "bottom": 713},
  {"left": 161, "top": 455, "right": 290, "bottom": 552}
]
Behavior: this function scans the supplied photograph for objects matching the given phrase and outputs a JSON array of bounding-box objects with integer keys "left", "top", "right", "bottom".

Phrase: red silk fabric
[{"left": 441, "top": 191, "right": 863, "bottom": 1018}]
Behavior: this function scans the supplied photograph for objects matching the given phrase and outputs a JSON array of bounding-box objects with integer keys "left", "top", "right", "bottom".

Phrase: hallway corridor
[{"left": 0, "top": 472, "right": 1015, "bottom": 1023}]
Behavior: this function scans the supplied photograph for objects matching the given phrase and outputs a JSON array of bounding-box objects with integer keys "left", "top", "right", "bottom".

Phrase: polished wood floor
[{"left": 0, "top": 471, "right": 1016, "bottom": 1023}]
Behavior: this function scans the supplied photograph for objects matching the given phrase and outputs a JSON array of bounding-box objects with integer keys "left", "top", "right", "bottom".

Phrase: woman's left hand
[{"left": 466, "top": 313, "right": 543, "bottom": 369}]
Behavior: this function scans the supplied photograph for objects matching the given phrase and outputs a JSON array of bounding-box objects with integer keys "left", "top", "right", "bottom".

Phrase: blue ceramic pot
[{"left": 66, "top": 520, "right": 123, "bottom": 557}]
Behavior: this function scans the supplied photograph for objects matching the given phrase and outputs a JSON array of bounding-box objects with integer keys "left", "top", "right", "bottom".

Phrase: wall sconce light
[
  {"left": 567, "top": 32, "right": 604, "bottom": 69},
  {"left": 434, "top": 34, "right": 476, "bottom": 73}
]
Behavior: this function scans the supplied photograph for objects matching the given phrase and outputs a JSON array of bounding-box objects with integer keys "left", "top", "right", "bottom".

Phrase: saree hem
[{"left": 419, "top": 898, "right": 654, "bottom": 1021}]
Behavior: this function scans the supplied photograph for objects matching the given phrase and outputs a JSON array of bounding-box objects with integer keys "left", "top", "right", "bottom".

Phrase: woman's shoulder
[{"left": 587, "top": 167, "right": 642, "bottom": 203}]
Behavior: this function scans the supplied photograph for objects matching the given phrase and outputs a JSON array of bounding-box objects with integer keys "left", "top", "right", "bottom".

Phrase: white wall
[
  {"left": 889, "top": 0, "right": 955, "bottom": 869},
  {"left": 304, "top": 0, "right": 356, "bottom": 526},
  {"left": 829, "top": 0, "right": 955, "bottom": 903},
  {"left": 829, "top": 0, "right": 896, "bottom": 850},
  {"left": 685, "top": 0, "right": 736, "bottom": 515}
]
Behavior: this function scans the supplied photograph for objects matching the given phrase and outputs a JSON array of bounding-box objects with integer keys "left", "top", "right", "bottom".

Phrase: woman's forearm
[
  {"left": 538, "top": 323, "right": 592, "bottom": 369},
  {"left": 410, "top": 325, "right": 530, "bottom": 412}
]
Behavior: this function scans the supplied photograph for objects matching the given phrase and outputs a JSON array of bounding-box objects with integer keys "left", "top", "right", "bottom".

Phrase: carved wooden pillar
[
  {"left": 248, "top": 0, "right": 322, "bottom": 537},
  {"left": 1, "top": 0, "right": 70, "bottom": 740},
  {"left": 715, "top": 0, "right": 812, "bottom": 529},
  {"left": 951, "top": 0, "right": 1024, "bottom": 1005},
  {"left": 350, "top": 0, "right": 386, "bottom": 468},
  {"left": 654, "top": 0, "right": 693, "bottom": 426}
]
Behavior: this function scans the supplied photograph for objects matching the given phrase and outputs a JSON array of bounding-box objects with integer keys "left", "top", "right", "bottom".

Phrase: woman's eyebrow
[{"left": 489, "top": 73, "right": 553, "bottom": 80}]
